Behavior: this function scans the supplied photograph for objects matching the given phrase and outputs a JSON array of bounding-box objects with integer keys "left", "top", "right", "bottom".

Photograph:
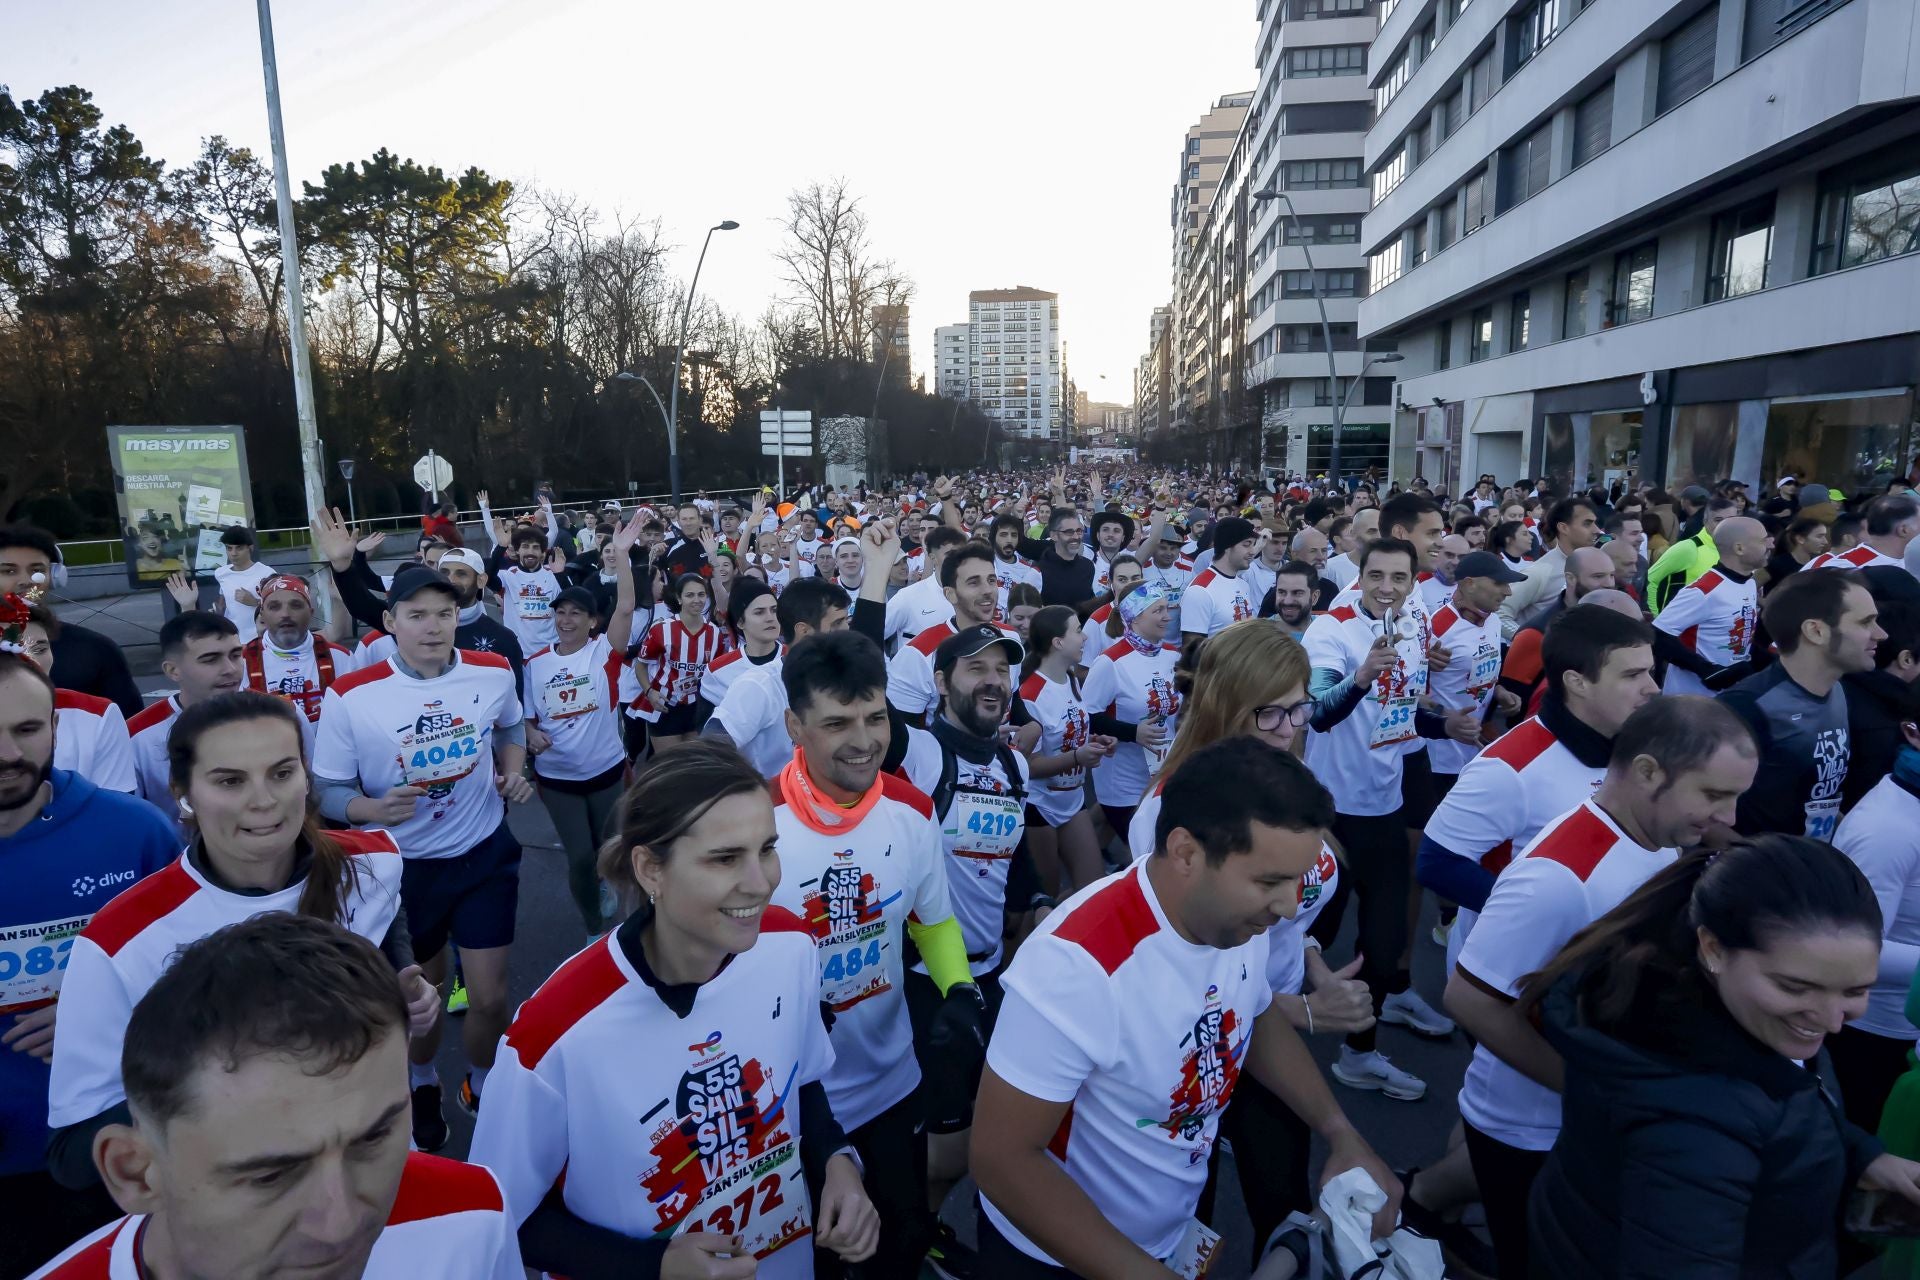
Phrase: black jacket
[
  {"left": 1843, "top": 668, "right": 1920, "bottom": 811},
  {"left": 1531, "top": 966, "right": 1881, "bottom": 1279},
  {"left": 51, "top": 622, "right": 144, "bottom": 721}
]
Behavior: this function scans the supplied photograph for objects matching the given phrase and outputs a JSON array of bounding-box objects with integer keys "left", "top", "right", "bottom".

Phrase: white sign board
[
  {"left": 412, "top": 452, "right": 454, "bottom": 493},
  {"left": 760, "top": 409, "right": 813, "bottom": 458}
]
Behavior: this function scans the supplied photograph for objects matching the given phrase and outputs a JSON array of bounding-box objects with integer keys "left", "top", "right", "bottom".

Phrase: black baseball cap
[
  {"left": 386, "top": 566, "right": 459, "bottom": 611},
  {"left": 553, "top": 586, "right": 600, "bottom": 615},
  {"left": 933, "top": 623, "right": 1025, "bottom": 676},
  {"left": 1455, "top": 550, "right": 1527, "bottom": 584}
]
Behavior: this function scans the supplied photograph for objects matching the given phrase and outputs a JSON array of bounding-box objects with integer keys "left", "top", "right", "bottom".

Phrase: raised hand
[
  {"left": 163, "top": 571, "right": 199, "bottom": 612},
  {"left": 356, "top": 531, "right": 387, "bottom": 555},
  {"left": 545, "top": 545, "right": 569, "bottom": 573},
  {"left": 310, "top": 506, "right": 359, "bottom": 570},
  {"left": 610, "top": 509, "right": 646, "bottom": 555}
]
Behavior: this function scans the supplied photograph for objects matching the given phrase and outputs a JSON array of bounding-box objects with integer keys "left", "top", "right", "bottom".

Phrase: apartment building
[
  {"left": 935, "top": 323, "right": 970, "bottom": 400},
  {"left": 1358, "top": 0, "right": 1920, "bottom": 494},
  {"left": 869, "top": 304, "right": 910, "bottom": 384},
  {"left": 1137, "top": 305, "right": 1175, "bottom": 439},
  {"left": 967, "top": 287, "right": 1064, "bottom": 441},
  {"left": 1243, "top": 0, "right": 1398, "bottom": 477}
]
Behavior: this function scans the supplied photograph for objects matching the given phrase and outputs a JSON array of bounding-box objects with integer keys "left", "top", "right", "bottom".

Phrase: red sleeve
[{"left": 1502, "top": 629, "right": 1544, "bottom": 687}]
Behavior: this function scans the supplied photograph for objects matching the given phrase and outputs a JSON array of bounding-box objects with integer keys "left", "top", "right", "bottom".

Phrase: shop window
[
  {"left": 1762, "top": 392, "right": 1916, "bottom": 498},
  {"left": 1667, "top": 402, "right": 1741, "bottom": 491}
]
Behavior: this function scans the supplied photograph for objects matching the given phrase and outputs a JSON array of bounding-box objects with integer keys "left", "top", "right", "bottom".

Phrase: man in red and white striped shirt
[
  {"left": 29, "top": 915, "right": 522, "bottom": 1280},
  {"left": 129, "top": 613, "right": 244, "bottom": 820},
  {"left": 1806, "top": 493, "right": 1920, "bottom": 573}
]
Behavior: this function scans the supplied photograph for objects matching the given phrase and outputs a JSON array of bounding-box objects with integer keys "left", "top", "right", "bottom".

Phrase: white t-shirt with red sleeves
[
  {"left": 1654, "top": 567, "right": 1759, "bottom": 695},
  {"left": 1301, "top": 603, "right": 1429, "bottom": 817},
  {"left": 635, "top": 618, "right": 728, "bottom": 712},
  {"left": 468, "top": 919, "right": 831, "bottom": 1277},
  {"left": 1140, "top": 561, "right": 1194, "bottom": 639},
  {"left": 312, "top": 650, "right": 522, "bottom": 860},
  {"left": 1079, "top": 608, "right": 1118, "bottom": 669},
  {"left": 1425, "top": 603, "right": 1504, "bottom": 774},
  {"left": 900, "top": 726, "right": 1031, "bottom": 977},
  {"left": 1179, "top": 567, "right": 1253, "bottom": 639},
  {"left": 1081, "top": 638, "right": 1180, "bottom": 808},
  {"left": 981, "top": 861, "right": 1273, "bottom": 1266},
  {"left": 709, "top": 656, "right": 793, "bottom": 778},
  {"left": 769, "top": 769, "right": 952, "bottom": 1131},
  {"left": 212, "top": 559, "right": 276, "bottom": 643},
  {"left": 1805, "top": 544, "right": 1902, "bottom": 572},
  {"left": 47, "top": 831, "right": 404, "bottom": 1129},
  {"left": 29, "top": 1152, "right": 523, "bottom": 1280},
  {"left": 495, "top": 564, "right": 562, "bottom": 652},
  {"left": 1127, "top": 787, "right": 1337, "bottom": 997},
  {"left": 244, "top": 631, "right": 359, "bottom": 749},
  {"left": 1456, "top": 800, "right": 1676, "bottom": 1150},
  {"left": 993, "top": 555, "right": 1042, "bottom": 610},
  {"left": 884, "top": 574, "right": 954, "bottom": 649},
  {"left": 53, "top": 690, "right": 135, "bottom": 795},
  {"left": 885, "top": 619, "right": 1016, "bottom": 723},
  {"left": 1416, "top": 572, "right": 1457, "bottom": 617},
  {"left": 1019, "top": 669, "right": 1091, "bottom": 826},
  {"left": 125, "top": 696, "right": 179, "bottom": 821},
  {"left": 701, "top": 644, "right": 782, "bottom": 710},
  {"left": 522, "top": 636, "right": 625, "bottom": 783},
  {"left": 1834, "top": 775, "right": 1920, "bottom": 1037}
]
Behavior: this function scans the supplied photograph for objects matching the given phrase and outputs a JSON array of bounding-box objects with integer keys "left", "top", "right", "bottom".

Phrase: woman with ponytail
[
  {"left": 1522, "top": 834, "right": 1920, "bottom": 1277},
  {"left": 44, "top": 691, "right": 436, "bottom": 1182}
]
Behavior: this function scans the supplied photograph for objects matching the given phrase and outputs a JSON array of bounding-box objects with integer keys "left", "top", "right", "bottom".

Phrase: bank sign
[{"left": 107, "top": 426, "right": 256, "bottom": 589}]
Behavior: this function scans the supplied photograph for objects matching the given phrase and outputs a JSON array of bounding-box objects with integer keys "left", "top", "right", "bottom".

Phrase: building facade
[
  {"left": 1137, "top": 306, "right": 1175, "bottom": 440},
  {"left": 968, "top": 287, "right": 1064, "bottom": 442},
  {"left": 869, "top": 304, "right": 910, "bottom": 384},
  {"left": 935, "top": 323, "right": 970, "bottom": 400},
  {"left": 1244, "top": 0, "right": 1397, "bottom": 479},
  {"left": 1358, "top": 0, "right": 1920, "bottom": 495}
]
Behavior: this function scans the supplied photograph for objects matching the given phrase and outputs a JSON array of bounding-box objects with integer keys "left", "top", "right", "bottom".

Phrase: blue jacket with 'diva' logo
[{"left": 0, "top": 769, "right": 177, "bottom": 1175}]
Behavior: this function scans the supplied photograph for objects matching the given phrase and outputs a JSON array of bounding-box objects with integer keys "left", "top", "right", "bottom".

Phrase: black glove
[
  {"left": 926, "top": 982, "right": 986, "bottom": 1054},
  {"left": 1704, "top": 660, "right": 1754, "bottom": 692},
  {"left": 919, "top": 983, "right": 987, "bottom": 1132}
]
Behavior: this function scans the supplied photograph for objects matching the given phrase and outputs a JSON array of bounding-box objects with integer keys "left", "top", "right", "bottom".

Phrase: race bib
[
  {"left": 0, "top": 915, "right": 87, "bottom": 1014},
  {"left": 399, "top": 722, "right": 484, "bottom": 787},
  {"left": 947, "top": 791, "right": 1023, "bottom": 859},
  {"left": 1804, "top": 796, "right": 1841, "bottom": 842},
  {"left": 820, "top": 935, "right": 888, "bottom": 1010},
  {"left": 516, "top": 590, "right": 552, "bottom": 621},
  {"left": 539, "top": 672, "right": 600, "bottom": 720},
  {"left": 1371, "top": 695, "right": 1417, "bottom": 749},
  {"left": 1466, "top": 643, "right": 1502, "bottom": 699},
  {"left": 1166, "top": 1218, "right": 1224, "bottom": 1279},
  {"left": 683, "top": 1154, "right": 814, "bottom": 1262}
]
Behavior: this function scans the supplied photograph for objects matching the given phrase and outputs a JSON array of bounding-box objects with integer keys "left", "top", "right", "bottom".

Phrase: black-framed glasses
[{"left": 1253, "top": 700, "right": 1314, "bottom": 732}]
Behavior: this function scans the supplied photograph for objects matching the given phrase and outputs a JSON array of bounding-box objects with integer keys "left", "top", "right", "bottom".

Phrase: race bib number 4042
[{"left": 0, "top": 915, "right": 88, "bottom": 1014}]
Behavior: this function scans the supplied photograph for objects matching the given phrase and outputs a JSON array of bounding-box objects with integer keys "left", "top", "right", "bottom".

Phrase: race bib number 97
[{"left": 0, "top": 916, "right": 87, "bottom": 1014}]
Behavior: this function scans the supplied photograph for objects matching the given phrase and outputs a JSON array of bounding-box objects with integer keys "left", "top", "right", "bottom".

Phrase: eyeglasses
[{"left": 1252, "top": 700, "right": 1314, "bottom": 732}]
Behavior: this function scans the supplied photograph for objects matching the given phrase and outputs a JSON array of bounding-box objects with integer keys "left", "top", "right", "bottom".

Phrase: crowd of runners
[{"left": 10, "top": 460, "right": 1920, "bottom": 1278}]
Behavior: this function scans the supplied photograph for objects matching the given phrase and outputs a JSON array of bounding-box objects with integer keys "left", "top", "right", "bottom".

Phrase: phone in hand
[{"left": 1847, "top": 1188, "right": 1920, "bottom": 1239}]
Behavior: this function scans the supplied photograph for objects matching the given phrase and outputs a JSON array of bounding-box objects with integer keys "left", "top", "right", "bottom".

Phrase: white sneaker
[
  {"left": 1431, "top": 919, "right": 1452, "bottom": 948},
  {"left": 1381, "top": 988, "right": 1455, "bottom": 1038},
  {"left": 1332, "top": 1047, "right": 1428, "bottom": 1101}
]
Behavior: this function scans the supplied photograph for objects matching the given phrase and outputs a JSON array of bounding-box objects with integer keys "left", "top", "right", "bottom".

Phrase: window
[
  {"left": 1188, "top": 138, "right": 1201, "bottom": 155},
  {"left": 1280, "top": 323, "right": 1361, "bottom": 352},
  {"left": 1498, "top": 122, "right": 1553, "bottom": 212},
  {"left": 1563, "top": 269, "right": 1592, "bottom": 338},
  {"left": 1187, "top": 163, "right": 1200, "bottom": 179},
  {"left": 1744, "top": 0, "right": 1847, "bottom": 61},
  {"left": 1369, "top": 240, "right": 1405, "bottom": 293},
  {"left": 1415, "top": 22, "right": 1436, "bottom": 59},
  {"left": 1812, "top": 142, "right": 1920, "bottom": 274},
  {"left": 1281, "top": 158, "right": 1364, "bottom": 189},
  {"left": 1467, "top": 51, "right": 1496, "bottom": 114},
  {"left": 1707, "top": 198, "right": 1774, "bottom": 300},
  {"left": 1609, "top": 242, "right": 1658, "bottom": 324},
  {"left": 1469, "top": 306, "right": 1494, "bottom": 361},
  {"left": 1506, "top": 0, "right": 1562, "bottom": 75},
  {"left": 1372, "top": 147, "right": 1409, "bottom": 204},
  {"left": 1509, "top": 290, "right": 1532, "bottom": 350},
  {"left": 1572, "top": 82, "right": 1614, "bottom": 169},
  {"left": 1283, "top": 102, "right": 1375, "bottom": 133},
  {"left": 1657, "top": 4, "right": 1720, "bottom": 115},
  {"left": 1284, "top": 216, "right": 1361, "bottom": 244},
  {"left": 1363, "top": 377, "right": 1396, "bottom": 406},
  {"left": 1283, "top": 270, "right": 1362, "bottom": 297},
  {"left": 1376, "top": 54, "right": 1412, "bottom": 113},
  {"left": 1436, "top": 319, "right": 1453, "bottom": 370},
  {"left": 1288, "top": 45, "right": 1368, "bottom": 77},
  {"left": 1462, "top": 169, "right": 1489, "bottom": 235},
  {"left": 1409, "top": 220, "right": 1428, "bottom": 267},
  {"left": 1292, "top": 0, "right": 1369, "bottom": 15},
  {"left": 1442, "top": 90, "right": 1464, "bottom": 138},
  {"left": 1313, "top": 378, "right": 1361, "bottom": 407},
  {"left": 1436, "top": 200, "right": 1457, "bottom": 249}
]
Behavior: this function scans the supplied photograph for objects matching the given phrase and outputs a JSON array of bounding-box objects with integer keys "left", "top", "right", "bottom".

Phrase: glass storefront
[
  {"left": 1542, "top": 409, "right": 1643, "bottom": 491},
  {"left": 1762, "top": 392, "right": 1915, "bottom": 497},
  {"left": 1668, "top": 402, "right": 1740, "bottom": 490}
]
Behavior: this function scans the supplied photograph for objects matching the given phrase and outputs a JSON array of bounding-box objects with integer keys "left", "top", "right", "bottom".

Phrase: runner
[
  {"left": 29, "top": 915, "right": 522, "bottom": 1280},
  {"left": 1019, "top": 606, "right": 1117, "bottom": 893},
  {"left": 1417, "top": 534, "right": 1469, "bottom": 615},
  {"left": 700, "top": 576, "right": 783, "bottom": 716},
  {"left": 130, "top": 612, "right": 244, "bottom": 820},
  {"left": 210, "top": 526, "right": 274, "bottom": 643},
  {"left": 1804, "top": 492, "right": 1920, "bottom": 572},
  {"left": 312, "top": 566, "right": 531, "bottom": 1150},
  {"left": 989, "top": 514, "right": 1042, "bottom": 612},
  {"left": 1653, "top": 515, "right": 1768, "bottom": 694},
  {"left": 769, "top": 631, "right": 981, "bottom": 1279},
  {"left": 0, "top": 655, "right": 178, "bottom": 1277},
  {"left": 487, "top": 522, "right": 571, "bottom": 654},
  {"left": 972, "top": 738, "right": 1399, "bottom": 1278},
  {"left": 1444, "top": 696, "right": 1759, "bottom": 1279},
  {"left": 468, "top": 742, "right": 879, "bottom": 1278},
  {"left": 1077, "top": 555, "right": 1143, "bottom": 671},
  {"left": 523, "top": 514, "right": 642, "bottom": 936},
  {"left": 1258, "top": 560, "right": 1320, "bottom": 641},
  {"left": 1832, "top": 752, "right": 1920, "bottom": 1132},
  {"left": 1140, "top": 524, "right": 1194, "bottom": 640},
  {"left": 1081, "top": 581, "right": 1181, "bottom": 840},
  {"left": 45, "top": 692, "right": 432, "bottom": 1187},
  {"left": 887, "top": 541, "right": 1015, "bottom": 723},
  {"left": 9, "top": 597, "right": 137, "bottom": 794},
  {"left": 625, "top": 571, "right": 727, "bottom": 751},
  {"left": 1424, "top": 552, "right": 1527, "bottom": 791},
  {"left": 238, "top": 573, "right": 358, "bottom": 749},
  {"left": 1179, "top": 517, "right": 1258, "bottom": 650},
  {"left": 1720, "top": 568, "right": 1878, "bottom": 840},
  {"left": 705, "top": 577, "right": 853, "bottom": 777},
  {"left": 1241, "top": 524, "right": 1294, "bottom": 612}
]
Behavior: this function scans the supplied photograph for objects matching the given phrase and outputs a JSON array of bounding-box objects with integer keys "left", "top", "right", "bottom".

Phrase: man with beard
[
  {"left": 316, "top": 511, "right": 525, "bottom": 696},
  {"left": 1419, "top": 534, "right": 1470, "bottom": 615},
  {"left": 1260, "top": 561, "right": 1321, "bottom": 641},
  {"left": 887, "top": 541, "right": 1018, "bottom": 723},
  {"left": 237, "top": 575, "right": 359, "bottom": 751},
  {"left": 0, "top": 526, "right": 142, "bottom": 720},
  {"left": 485, "top": 526, "right": 574, "bottom": 654},
  {"left": 1088, "top": 511, "right": 1134, "bottom": 595},
  {"left": 1498, "top": 546, "right": 1619, "bottom": 705},
  {"left": 768, "top": 631, "right": 980, "bottom": 1280},
  {"left": 989, "top": 513, "right": 1042, "bottom": 611},
  {"left": 1181, "top": 517, "right": 1259, "bottom": 651},
  {"left": 0, "top": 657, "right": 177, "bottom": 1276}
]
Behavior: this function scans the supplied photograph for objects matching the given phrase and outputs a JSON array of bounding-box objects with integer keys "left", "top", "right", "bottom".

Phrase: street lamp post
[
  {"left": 667, "top": 220, "right": 739, "bottom": 507},
  {"left": 612, "top": 370, "right": 671, "bottom": 498},
  {"left": 1251, "top": 186, "right": 1407, "bottom": 486}
]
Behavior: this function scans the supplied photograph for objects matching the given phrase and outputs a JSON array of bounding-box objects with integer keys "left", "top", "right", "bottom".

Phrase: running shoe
[
  {"left": 445, "top": 977, "right": 469, "bottom": 1016},
  {"left": 456, "top": 1072, "right": 482, "bottom": 1117},
  {"left": 410, "top": 1082, "right": 449, "bottom": 1152},
  {"left": 924, "top": 1219, "right": 978, "bottom": 1280},
  {"left": 1331, "top": 1047, "right": 1427, "bottom": 1101},
  {"left": 1257, "top": 1211, "right": 1325, "bottom": 1280},
  {"left": 1380, "top": 988, "right": 1455, "bottom": 1038}
]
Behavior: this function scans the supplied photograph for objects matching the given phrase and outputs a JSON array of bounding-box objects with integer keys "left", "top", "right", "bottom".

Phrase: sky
[{"left": 6, "top": 0, "right": 1255, "bottom": 403}]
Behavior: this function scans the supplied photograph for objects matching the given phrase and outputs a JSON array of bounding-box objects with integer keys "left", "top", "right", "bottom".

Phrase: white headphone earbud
[{"left": 177, "top": 798, "right": 194, "bottom": 817}]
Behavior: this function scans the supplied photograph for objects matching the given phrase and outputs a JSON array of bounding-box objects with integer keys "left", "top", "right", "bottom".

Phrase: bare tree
[{"left": 775, "top": 178, "right": 911, "bottom": 363}]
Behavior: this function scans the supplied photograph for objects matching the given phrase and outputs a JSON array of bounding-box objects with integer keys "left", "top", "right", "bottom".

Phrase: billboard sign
[{"left": 107, "top": 426, "right": 256, "bottom": 589}]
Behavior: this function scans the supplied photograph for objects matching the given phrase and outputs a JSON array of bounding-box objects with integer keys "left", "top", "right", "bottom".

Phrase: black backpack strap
[
  {"left": 995, "top": 743, "right": 1028, "bottom": 804},
  {"left": 930, "top": 738, "right": 961, "bottom": 821}
]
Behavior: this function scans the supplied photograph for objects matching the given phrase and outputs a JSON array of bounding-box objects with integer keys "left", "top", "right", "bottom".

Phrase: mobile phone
[{"left": 1847, "top": 1188, "right": 1920, "bottom": 1239}]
